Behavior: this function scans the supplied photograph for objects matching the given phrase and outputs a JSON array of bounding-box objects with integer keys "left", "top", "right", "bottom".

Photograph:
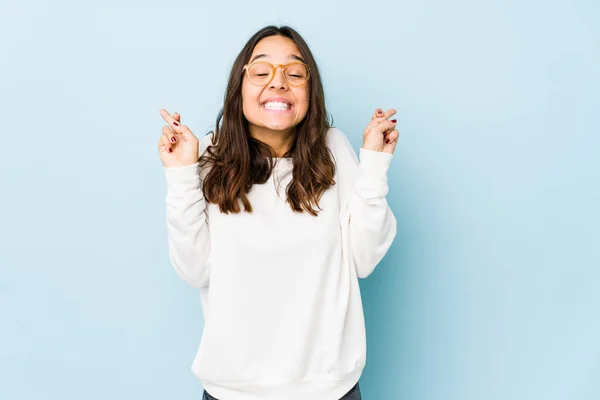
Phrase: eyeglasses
[{"left": 242, "top": 61, "right": 310, "bottom": 86}]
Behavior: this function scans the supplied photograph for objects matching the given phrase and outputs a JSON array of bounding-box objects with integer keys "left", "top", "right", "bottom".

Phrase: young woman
[{"left": 157, "top": 25, "right": 399, "bottom": 400}]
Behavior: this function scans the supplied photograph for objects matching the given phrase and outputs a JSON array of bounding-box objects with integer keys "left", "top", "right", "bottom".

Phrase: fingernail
[
  {"left": 377, "top": 111, "right": 383, "bottom": 116},
  {"left": 168, "top": 147, "right": 173, "bottom": 153},
  {"left": 171, "top": 136, "right": 177, "bottom": 143},
  {"left": 391, "top": 119, "right": 397, "bottom": 123},
  {"left": 173, "top": 121, "right": 179, "bottom": 126},
  {"left": 386, "top": 139, "right": 390, "bottom": 144}
]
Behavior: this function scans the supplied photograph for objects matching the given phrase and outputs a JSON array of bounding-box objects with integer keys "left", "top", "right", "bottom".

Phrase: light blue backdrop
[{"left": 1, "top": 0, "right": 598, "bottom": 399}]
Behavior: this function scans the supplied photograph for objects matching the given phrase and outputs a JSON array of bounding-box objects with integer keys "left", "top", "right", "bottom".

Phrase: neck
[{"left": 250, "top": 126, "right": 296, "bottom": 157}]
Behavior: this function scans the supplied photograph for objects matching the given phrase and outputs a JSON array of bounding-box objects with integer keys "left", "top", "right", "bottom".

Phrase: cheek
[
  {"left": 242, "top": 84, "right": 260, "bottom": 116},
  {"left": 296, "top": 89, "right": 310, "bottom": 116}
]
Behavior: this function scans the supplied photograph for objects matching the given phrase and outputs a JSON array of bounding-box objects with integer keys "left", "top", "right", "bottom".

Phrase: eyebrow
[{"left": 249, "top": 53, "right": 306, "bottom": 63}]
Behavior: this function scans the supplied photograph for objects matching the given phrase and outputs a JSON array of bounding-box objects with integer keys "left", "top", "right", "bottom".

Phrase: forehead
[{"left": 250, "top": 36, "right": 301, "bottom": 59}]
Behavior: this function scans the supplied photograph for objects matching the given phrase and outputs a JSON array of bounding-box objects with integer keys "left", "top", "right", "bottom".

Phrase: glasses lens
[
  {"left": 285, "top": 63, "right": 309, "bottom": 85},
  {"left": 247, "top": 62, "right": 272, "bottom": 85},
  {"left": 247, "top": 62, "right": 309, "bottom": 85}
]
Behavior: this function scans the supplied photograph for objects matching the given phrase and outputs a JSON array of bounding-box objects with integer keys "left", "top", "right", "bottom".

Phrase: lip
[
  {"left": 261, "top": 97, "right": 293, "bottom": 106},
  {"left": 261, "top": 97, "right": 294, "bottom": 113}
]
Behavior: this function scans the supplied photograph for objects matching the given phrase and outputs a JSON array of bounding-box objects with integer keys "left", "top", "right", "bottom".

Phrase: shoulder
[
  {"left": 326, "top": 126, "right": 358, "bottom": 162},
  {"left": 198, "top": 132, "right": 216, "bottom": 156},
  {"left": 325, "top": 126, "right": 349, "bottom": 148},
  {"left": 200, "top": 132, "right": 216, "bottom": 148}
]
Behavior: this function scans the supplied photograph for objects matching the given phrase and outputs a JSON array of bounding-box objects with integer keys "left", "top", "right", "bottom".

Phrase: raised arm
[
  {"left": 158, "top": 109, "right": 213, "bottom": 287},
  {"left": 164, "top": 162, "right": 211, "bottom": 288},
  {"left": 331, "top": 108, "right": 400, "bottom": 278},
  {"left": 332, "top": 128, "right": 397, "bottom": 279}
]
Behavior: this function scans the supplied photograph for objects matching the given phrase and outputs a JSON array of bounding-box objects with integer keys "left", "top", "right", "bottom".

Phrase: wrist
[{"left": 359, "top": 147, "right": 393, "bottom": 172}]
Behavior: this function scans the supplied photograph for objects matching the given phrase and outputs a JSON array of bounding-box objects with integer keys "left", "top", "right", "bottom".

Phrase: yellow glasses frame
[{"left": 242, "top": 61, "right": 311, "bottom": 86}]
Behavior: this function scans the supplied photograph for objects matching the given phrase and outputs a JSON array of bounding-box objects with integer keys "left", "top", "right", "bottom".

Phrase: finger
[
  {"left": 382, "top": 118, "right": 398, "bottom": 136},
  {"left": 371, "top": 119, "right": 397, "bottom": 134},
  {"left": 372, "top": 108, "right": 384, "bottom": 120},
  {"left": 384, "top": 129, "right": 399, "bottom": 144},
  {"left": 160, "top": 109, "right": 195, "bottom": 140},
  {"left": 382, "top": 108, "right": 397, "bottom": 120},
  {"left": 162, "top": 132, "right": 175, "bottom": 151},
  {"left": 158, "top": 133, "right": 173, "bottom": 153},
  {"left": 372, "top": 108, "right": 396, "bottom": 121},
  {"left": 176, "top": 122, "right": 195, "bottom": 140},
  {"left": 173, "top": 112, "right": 181, "bottom": 123},
  {"left": 159, "top": 108, "right": 182, "bottom": 131},
  {"left": 366, "top": 118, "right": 380, "bottom": 129},
  {"left": 383, "top": 139, "right": 398, "bottom": 154},
  {"left": 162, "top": 125, "right": 178, "bottom": 144}
]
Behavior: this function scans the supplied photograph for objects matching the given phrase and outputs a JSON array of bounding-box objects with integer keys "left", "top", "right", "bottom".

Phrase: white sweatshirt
[{"left": 163, "top": 127, "right": 396, "bottom": 400}]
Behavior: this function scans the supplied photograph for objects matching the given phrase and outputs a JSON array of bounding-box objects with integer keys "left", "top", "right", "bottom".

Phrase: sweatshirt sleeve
[
  {"left": 331, "top": 128, "right": 397, "bottom": 279},
  {"left": 163, "top": 137, "right": 213, "bottom": 288}
]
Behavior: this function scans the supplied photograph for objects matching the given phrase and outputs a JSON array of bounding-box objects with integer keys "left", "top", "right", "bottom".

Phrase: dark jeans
[{"left": 203, "top": 381, "right": 362, "bottom": 400}]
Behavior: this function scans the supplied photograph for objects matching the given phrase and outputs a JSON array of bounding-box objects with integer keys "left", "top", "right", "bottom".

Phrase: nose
[{"left": 269, "top": 66, "right": 288, "bottom": 89}]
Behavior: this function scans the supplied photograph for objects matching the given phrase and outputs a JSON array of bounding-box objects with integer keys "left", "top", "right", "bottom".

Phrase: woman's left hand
[{"left": 361, "top": 108, "right": 400, "bottom": 154}]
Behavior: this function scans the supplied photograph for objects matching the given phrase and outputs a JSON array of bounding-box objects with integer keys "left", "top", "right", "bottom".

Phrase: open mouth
[{"left": 261, "top": 101, "right": 293, "bottom": 112}]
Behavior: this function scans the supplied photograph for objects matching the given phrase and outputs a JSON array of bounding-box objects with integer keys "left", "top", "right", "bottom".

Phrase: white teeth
[{"left": 263, "top": 101, "right": 290, "bottom": 110}]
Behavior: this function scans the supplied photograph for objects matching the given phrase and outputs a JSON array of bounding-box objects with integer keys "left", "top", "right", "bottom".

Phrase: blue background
[{"left": 1, "top": 0, "right": 598, "bottom": 399}]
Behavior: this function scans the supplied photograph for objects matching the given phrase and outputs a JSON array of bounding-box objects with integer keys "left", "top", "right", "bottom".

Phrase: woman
[{"left": 157, "top": 25, "right": 399, "bottom": 400}]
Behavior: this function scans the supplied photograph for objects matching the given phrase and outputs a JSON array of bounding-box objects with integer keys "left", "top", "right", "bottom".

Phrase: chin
[
  {"left": 260, "top": 117, "right": 297, "bottom": 131},
  {"left": 266, "top": 123, "right": 295, "bottom": 132}
]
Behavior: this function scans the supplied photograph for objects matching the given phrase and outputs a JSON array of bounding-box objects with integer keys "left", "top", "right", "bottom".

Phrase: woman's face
[{"left": 242, "top": 35, "right": 310, "bottom": 136}]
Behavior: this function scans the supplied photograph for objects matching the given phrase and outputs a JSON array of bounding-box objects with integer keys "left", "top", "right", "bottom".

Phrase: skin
[
  {"left": 157, "top": 40, "right": 401, "bottom": 167},
  {"left": 363, "top": 107, "right": 400, "bottom": 154},
  {"left": 241, "top": 35, "right": 310, "bottom": 158}
]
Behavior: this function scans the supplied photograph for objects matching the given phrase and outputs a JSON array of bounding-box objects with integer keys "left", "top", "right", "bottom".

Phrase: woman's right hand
[{"left": 158, "top": 108, "right": 199, "bottom": 168}]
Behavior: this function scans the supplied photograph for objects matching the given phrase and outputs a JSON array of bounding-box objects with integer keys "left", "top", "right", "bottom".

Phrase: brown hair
[{"left": 199, "top": 25, "right": 336, "bottom": 216}]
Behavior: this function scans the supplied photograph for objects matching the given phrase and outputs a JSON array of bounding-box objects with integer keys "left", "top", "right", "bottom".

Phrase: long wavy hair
[{"left": 199, "top": 25, "right": 336, "bottom": 216}]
